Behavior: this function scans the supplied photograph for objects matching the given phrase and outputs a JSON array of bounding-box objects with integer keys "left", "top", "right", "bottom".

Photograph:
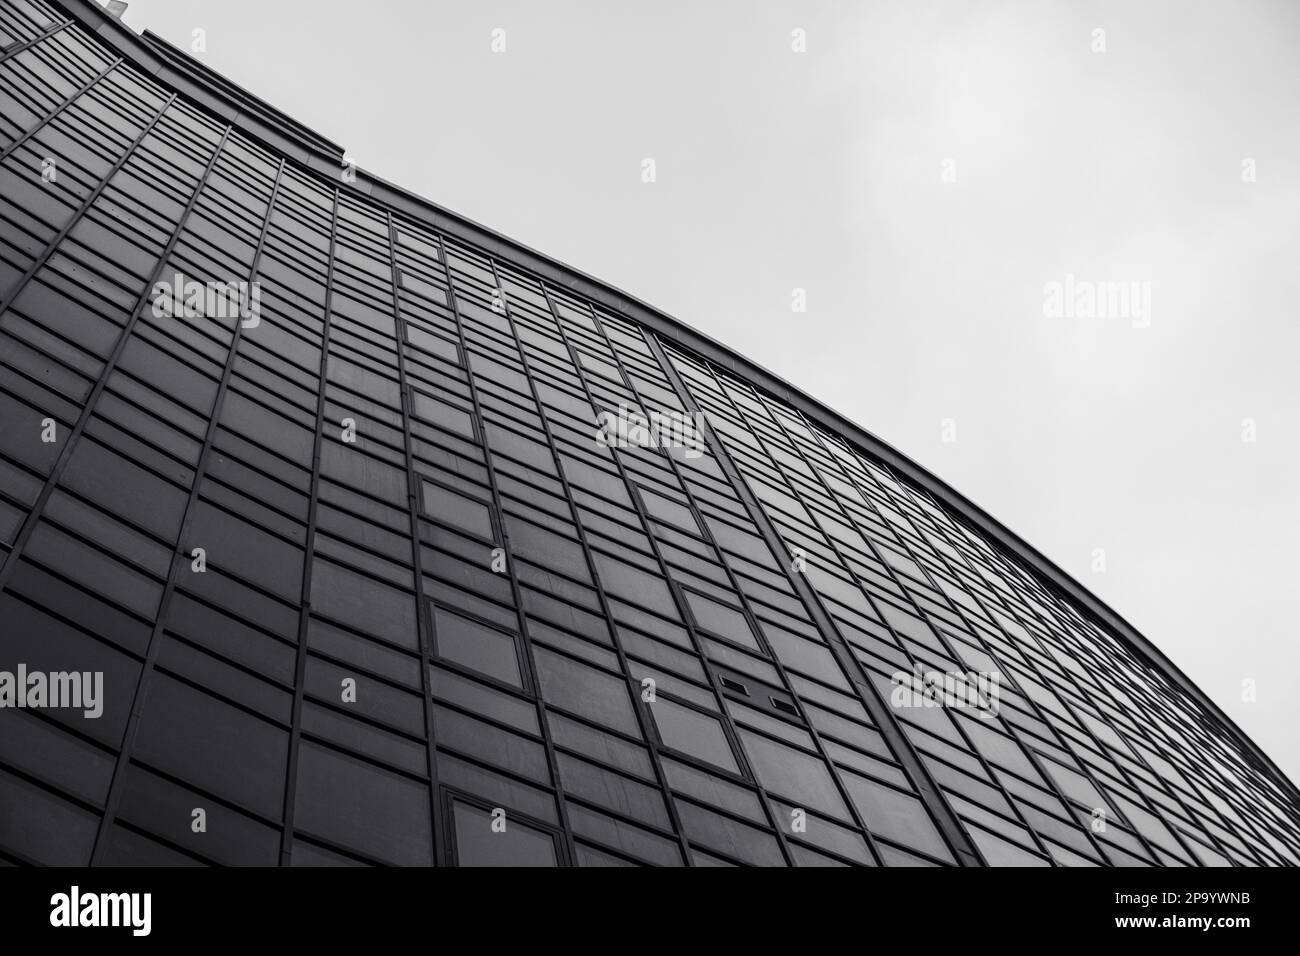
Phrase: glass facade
[{"left": 1, "top": 0, "right": 1297, "bottom": 867}]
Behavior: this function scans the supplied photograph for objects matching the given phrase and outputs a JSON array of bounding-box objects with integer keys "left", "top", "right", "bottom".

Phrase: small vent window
[
  {"left": 719, "top": 675, "right": 749, "bottom": 696},
  {"left": 770, "top": 697, "right": 799, "bottom": 717}
]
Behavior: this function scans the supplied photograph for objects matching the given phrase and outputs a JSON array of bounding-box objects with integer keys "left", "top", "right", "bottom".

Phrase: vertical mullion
[
  {"left": 572, "top": 300, "right": 888, "bottom": 866},
  {"left": 279, "top": 186, "right": 340, "bottom": 864},
  {"left": 433, "top": 245, "right": 582, "bottom": 865},
  {"left": 531, "top": 287, "right": 797, "bottom": 866},
  {"left": 0, "top": 18, "right": 71, "bottom": 65},
  {"left": 933, "top": 520, "right": 1247, "bottom": 864},
  {"left": 951, "top": 568, "right": 1217, "bottom": 863},
  {"left": 381, "top": 210, "right": 443, "bottom": 867},
  {"left": 749, "top": 391, "right": 1070, "bottom": 864},
  {"left": 430, "top": 240, "right": 563, "bottom": 862},
  {"left": 798, "top": 424, "right": 1142, "bottom": 864},
  {"left": 876, "top": 470, "right": 1205, "bottom": 863},
  {"left": 89, "top": 158, "right": 287, "bottom": 864},
  {"left": 0, "top": 92, "right": 175, "bottom": 318},
  {"left": 646, "top": 333, "right": 983, "bottom": 866},
  {"left": 0, "top": 58, "right": 121, "bottom": 164},
  {"left": 0, "top": 93, "right": 202, "bottom": 601}
]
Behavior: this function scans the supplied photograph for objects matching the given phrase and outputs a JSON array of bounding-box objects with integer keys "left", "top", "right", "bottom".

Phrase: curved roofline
[{"left": 56, "top": 0, "right": 1299, "bottom": 802}]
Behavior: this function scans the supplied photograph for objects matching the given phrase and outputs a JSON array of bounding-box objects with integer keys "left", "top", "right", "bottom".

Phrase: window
[
  {"left": 132, "top": 674, "right": 287, "bottom": 820},
  {"left": 660, "top": 756, "right": 766, "bottom": 824},
  {"left": 576, "top": 350, "right": 622, "bottom": 382},
  {"left": 764, "top": 627, "right": 847, "bottom": 687},
  {"left": 294, "top": 741, "right": 434, "bottom": 866},
  {"left": 591, "top": 551, "right": 677, "bottom": 619},
  {"left": 682, "top": 589, "right": 759, "bottom": 651},
  {"left": 304, "top": 653, "right": 424, "bottom": 735},
  {"left": 398, "top": 268, "right": 447, "bottom": 304},
  {"left": 770, "top": 697, "right": 799, "bottom": 717},
  {"left": 1040, "top": 757, "right": 1109, "bottom": 810},
  {"left": 395, "top": 228, "right": 441, "bottom": 261},
  {"left": 546, "top": 711, "right": 655, "bottom": 780},
  {"left": 738, "top": 728, "right": 851, "bottom": 821},
  {"left": 718, "top": 675, "right": 749, "bottom": 696},
  {"left": 434, "top": 705, "right": 551, "bottom": 783},
  {"left": 639, "top": 487, "right": 699, "bottom": 532},
  {"left": 673, "top": 798, "right": 784, "bottom": 867},
  {"left": 422, "top": 479, "right": 493, "bottom": 539},
  {"left": 438, "top": 753, "right": 559, "bottom": 827},
  {"left": 0, "top": 768, "right": 99, "bottom": 866},
  {"left": 430, "top": 664, "right": 538, "bottom": 733},
  {"left": 405, "top": 323, "right": 460, "bottom": 365},
  {"left": 412, "top": 390, "right": 474, "bottom": 438},
  {"left": 24, "top": 521, "right": 164, "bottom": 620},
  {"left": 187, "top": 499, "right": 304, "bottom": 602},
  {"left": 555, "top": 752, "right": 672, "bottom": 831},
  {"left": 452, "top": 800, "right": 557, "bottom": 867},
  {"left": 220, "top": 389, "right": 315, "bottom": 466},
  {"left": 649, "top": 698, "right": 739, "bottom": 774},
  {"left": 968, "top": 824, "right": 1050, "bottom": 866},
  {"left": 320, "top": 442, "right": 407, "bottom": 506},
  {"left": 59, "top": 436, "right": 189, "bottom": 542},
  {"left": 1, "top": 592, "right": 142, "bottom": 746},
  {"left": 117, "top": 335, "right": 219, "bottom": 414},
  {"left": 502, "top": 513, "right": 590, "bottom": 582},
  {"left": 770, "top": 797, "right": 874, "bottom": 865},
  {"left": 431, "top": 604, "right": 522, "bottom": 688},
  {"left": 310, "top": 559, "right": 418, "bottom": 650},
  {"left": 533, "top": 646, "right": 640, "bottom": 737},
  {"left": 841, "top": 773, "right": 954, "bottom": 863},
  {"left": 877, "top": 601, "right": 945, "bottom": 653},
  {"left": 116, "top": 764, "right": 280, "bottom": 865},
  {"left": 961, "top": 716, "right": 1040, "bottom": 779},
  {"left": 41, "top": 491, "right": 171, "bottom": 581},
  {"left": 301, "top": 700, "right": 428, "bottom": 777}
]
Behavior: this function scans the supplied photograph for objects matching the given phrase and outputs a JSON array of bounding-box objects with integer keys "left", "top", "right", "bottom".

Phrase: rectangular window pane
[
  {"left": 842, "top": 773, "right": 954, "bottom": 863},
  {"left": 738, "top": 728, "right": 850, "bottom": 821},
  {"left": 432, "top": 605, "right": 522, "bottom": 688},
  {"left": 413, "top": 390, "right": 474, "bottom": 437},
  {"left": 452, "top": 800, "right": 557, "bottom": 866},
  {"left": 423, "top": 479, "right": 492, "bottom": 539},
  {"left": 650, "top": 698, "right": 739, "bottom": 774},
  {"left": 640, "top": 487, "right": 699, "bottom": 532},
  {"left": 683, "top": 589, "right": 759, "bottom": 651}
]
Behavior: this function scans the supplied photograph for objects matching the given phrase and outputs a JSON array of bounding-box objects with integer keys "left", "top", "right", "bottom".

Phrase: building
[{"left": 1, "top": 0, "right": 1297, "bottom": 867}]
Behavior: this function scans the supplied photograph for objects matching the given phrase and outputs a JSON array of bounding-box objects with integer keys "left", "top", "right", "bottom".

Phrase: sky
[{"left": 116, "top": 0, "right": 1300, "bottom": 785}]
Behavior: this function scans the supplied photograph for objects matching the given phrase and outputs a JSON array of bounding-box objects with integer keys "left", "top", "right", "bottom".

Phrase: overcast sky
[{"left": 118, "top": 0, "right": 1300, "bottom": 786}]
